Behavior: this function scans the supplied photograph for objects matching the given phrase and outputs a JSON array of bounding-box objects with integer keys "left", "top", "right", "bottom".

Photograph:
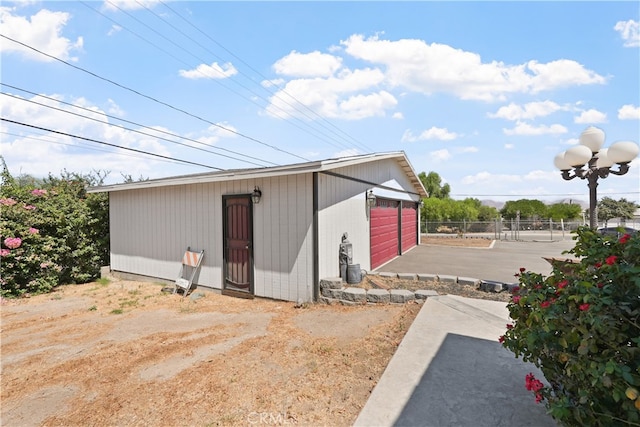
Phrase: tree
[
  {"left": 500, "top": 199, "right": 548, "bottom": 220},
  {"left": 597, "top": 197, "right": 638, "bottom": 227},
  {"left": 546, "top": 203, "right": 583, "bottom": 221},
  {"left": 418, "top": 171, "right": 450, "bottom": 199}
]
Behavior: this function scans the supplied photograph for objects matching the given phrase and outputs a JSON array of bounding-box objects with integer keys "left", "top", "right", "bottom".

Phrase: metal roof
[{"left": 88, "top": 151, "right": 428, "bottom": 198}]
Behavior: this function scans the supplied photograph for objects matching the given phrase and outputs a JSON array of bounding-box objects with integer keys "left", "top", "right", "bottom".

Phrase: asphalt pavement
[{"left": 376, "top": 239, "right": 577, "bottom": 283}]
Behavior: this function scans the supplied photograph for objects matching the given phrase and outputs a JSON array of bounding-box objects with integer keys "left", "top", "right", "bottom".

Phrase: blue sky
[{"left": 1, "top": 1, "right": 639, "bottom": 204}]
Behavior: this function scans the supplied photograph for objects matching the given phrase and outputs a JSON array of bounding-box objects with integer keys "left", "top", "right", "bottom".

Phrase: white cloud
[
  {"left": 264, "top": 68, "right": 395, "bottom": 120},
  {"left": 614, "top": 19, "right": 640, "bottom": 48},
  {"left": 504, "top": 143, "right": 514, "bottom": 149},
  {"left": 563, "top": 138, "right": 580, "bottom": 146},
  {"left": 503, "top": 122, "right": 568, "bottom": 136},
  {"left": 401, "top": 127, "right": 459, "bottom": 142},
  {"left": 461, "top": 171, "right": 522, "bottom": 185},
  {"left": 179, "top": 62, "right": 238, "bottom": 80},
  {"left": 107, "top": 25, "right": 122, "bottom": 36},
  {"left": 430, "top": 149, "right": 451, "bottom": 161},
  {"left": 334, "top": 148, "right": 360, "bottom": 157},
  {"left": 102, "top": 0, "right": 162, "bottom": 11},
  {"left": 618, "top": 104, "right": 640, "bottom": 120},
  {"left": 574, "top": 109, "right": 607, "bottom": 124},
  {"left": 392, "top": 112, "right": 404, "bottom": 119},
  {"left": 0, "top": 7, "right": 83, "bottom": 62},
  {"left": 340, "top": 34, "right": 605, "bottom": 102},
  {"left": 457, "top": 146, "right": 478, "bottom": 153},
  {"left": 107, "top": 99, "right": 125, "bottom": 116},
  {"left": 0, "top": 92, "right": 230, "bottom": 182},
  {"left": 488, "top": 101, "right": 566, "bottom": 121},
  {"left": 273, "top": 50, "right": 343, "bottom": 78},
  {"left": 523, "top": 170, "right": 557, "bottom": 181}
]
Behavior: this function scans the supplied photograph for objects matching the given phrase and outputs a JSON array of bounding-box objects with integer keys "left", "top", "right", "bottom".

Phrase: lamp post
[{"left": 554, "top": 126, "right": 639, "bottom": 229}]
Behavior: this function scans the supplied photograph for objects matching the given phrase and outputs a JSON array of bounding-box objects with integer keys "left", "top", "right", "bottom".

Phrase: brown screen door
[{"left": 222, "top": 195, "right": 254, "bottom": 295}]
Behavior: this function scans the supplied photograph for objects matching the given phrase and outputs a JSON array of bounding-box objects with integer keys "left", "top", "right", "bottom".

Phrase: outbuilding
[{"left": 89, "top": 151, "right": 428, "bottom": 302}]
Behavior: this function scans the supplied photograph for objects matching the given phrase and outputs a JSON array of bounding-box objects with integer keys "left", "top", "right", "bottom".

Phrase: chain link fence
[{"left": 421, "top": 219, "right": 640, "bottom": 241}]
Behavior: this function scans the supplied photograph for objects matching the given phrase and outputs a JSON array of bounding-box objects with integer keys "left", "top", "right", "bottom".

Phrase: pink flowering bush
[
  {"left": 501, "top": 227, "right": 640, "bottom": 425},
  {"left": 1, "top": 160, "right": 109, "bottom": 297}
]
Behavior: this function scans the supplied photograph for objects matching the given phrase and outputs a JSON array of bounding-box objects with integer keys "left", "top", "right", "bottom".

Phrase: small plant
[
  {"left": 88, "top": 305, "right": 97, "bottom": 311},
  {"left": 500, "top": 227, "right": 640, "bottom": 425},
  {"left": 110, "top": 308, "right": 123, "bottom": 315},
  {"left": 96, "top": 277, "right": 110, "bottom": 286}
]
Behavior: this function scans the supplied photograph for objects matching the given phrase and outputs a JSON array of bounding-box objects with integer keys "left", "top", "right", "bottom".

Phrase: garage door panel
[
  {"left": 370, "top": 201, "right": 399, "bottom": 270},
  {"left": 401, "top": 204, "right": 417, "bottom": 253}
]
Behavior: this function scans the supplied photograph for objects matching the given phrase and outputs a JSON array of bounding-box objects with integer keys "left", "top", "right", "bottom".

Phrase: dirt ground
[
  {"left": 1, "top": 279, "right": 421, "bottom": 426},
  {"left": 1, "top": 237, "right": 505, "bottom": 426},
  {"left": 421, "top": 236, "right": 493, "bottom": 248}
]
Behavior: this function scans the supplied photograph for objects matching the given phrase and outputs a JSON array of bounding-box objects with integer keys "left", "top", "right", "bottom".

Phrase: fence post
[
  {"left": 561, "top": 218, "right": 565, "bottom": 240},
  {"left": 549, "top": 218, "right": 553, "bottom": 241}
]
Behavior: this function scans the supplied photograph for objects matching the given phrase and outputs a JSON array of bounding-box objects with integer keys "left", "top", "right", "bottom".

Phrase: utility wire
[
  {"left": 0, "top": 34, "right": 310, "bottom": 162},
  {"left": 0, "top": 130, "right": 191, "bottom": 166},
  {"left": 145, "top": 0, "right": 372, "bottom": 152},
  {"left": 1, "top": 118, "right": 220, "bottom": 170},
  {"left": 84, "top": 1, "right": 354, "bottom": 153},
  {"left": 1, "top": 88, "right": 272, "bottom": 167}
]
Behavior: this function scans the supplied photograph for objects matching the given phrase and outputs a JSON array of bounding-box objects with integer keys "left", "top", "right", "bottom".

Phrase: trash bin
[{"left": 347, "top": 263, "right": 362, "bottom": 284}]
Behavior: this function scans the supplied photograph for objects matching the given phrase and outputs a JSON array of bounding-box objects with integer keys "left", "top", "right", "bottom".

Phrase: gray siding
[
  {"left": 110, "top": 174, "right": 314, "bottom": 302},
  {"left": 317, "top": 158, "right": 420, "bottom": 279}
]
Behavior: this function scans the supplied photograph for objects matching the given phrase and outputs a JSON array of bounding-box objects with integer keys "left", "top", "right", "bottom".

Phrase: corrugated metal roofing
[{"left": 88, "top": 151, "right": 428, "bottom": 198}]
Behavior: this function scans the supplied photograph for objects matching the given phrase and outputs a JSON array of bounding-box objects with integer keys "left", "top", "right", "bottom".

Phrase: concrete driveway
[{"left": 377, "top": 239, "right": 577, "bottom": 283}]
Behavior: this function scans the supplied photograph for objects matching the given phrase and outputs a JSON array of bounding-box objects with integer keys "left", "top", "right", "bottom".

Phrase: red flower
[
  {"left": 605, "top": 255, "right": 618, "bottom": 265},
  {"left": 506, "top": 323, "right": 514, "bottom": 329},
  {"left": 519, "top": 267, "right": 526, "bottom": 273},
  {"left": 499, "top": 335, "right": 505, "bottom": 343},
  {"left": 534, "top": 284, "right": 542, "bottom": 290},
  {"left": 540, "top": 301, "right": 551, "bottom": 308},
  {"left": 512, "top": 295, "right": 521, "bottom": 304},
  {"left": 557, "top": 280, "right": 568, "bottom": 289},
  {"left": 619, "top": 233, "right": 631, "bottom": 244},
  {"left": 511, "top": 286, "right": 520, "bottom": 294},
  {"left": 579, "top": 303, "right": 590, "bottom": 311},
  {"left": 595, "top": 262, "right": 602, "bottom": 268},
  {"left": 535, "top": 393, "right": 543, "bottom": 403},
  {"left": 597, "top": 282, "right": 604, "bottom": 288}
]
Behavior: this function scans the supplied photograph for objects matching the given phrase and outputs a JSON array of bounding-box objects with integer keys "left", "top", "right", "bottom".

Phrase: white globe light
[
  {"left": 595, "top": 148, "right": 614, "bottom": 168},
  {"left": 607, "top": 141, "right": 640, "bottom": 164},
  {"left": 564, "top": 145, "right": 593, "bottom": 167},
  {"left": 553, "top": 152, "right": 572, "bottom": 170},
  {"left": 579, "top": 126, "right": 605, "bottom": 153}
]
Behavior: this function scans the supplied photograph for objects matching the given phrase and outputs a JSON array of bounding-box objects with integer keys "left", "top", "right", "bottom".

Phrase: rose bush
[
  {"left": 501, "top": 227, "right": 640, "bottom": 425},
  {"left": 0, "top": 161, "right": 109, "bottom": 297}
]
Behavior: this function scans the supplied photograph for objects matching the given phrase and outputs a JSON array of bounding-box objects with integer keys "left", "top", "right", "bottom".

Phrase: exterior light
[
  {"left": 579, "top": 126, "right": 605, "bottom": 153},
  {"left": 251, "top": 186, "right": 262, "bottom": 204},
  {"left": 607, "top": 141, "right": 640, "bottom": 164},
  {"left": 554, "top": 126, "right": 639, "bottom": 229},
  {"left": 366, "top": 190, "right": 376, "bottom": 208},
  {"left": 564, "top": 145, "right": 593, "bottom": 167}
]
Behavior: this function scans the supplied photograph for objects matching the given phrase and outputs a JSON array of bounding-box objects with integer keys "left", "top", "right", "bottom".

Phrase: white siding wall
[
  {"left": 317, "top": 158, "right": 420, "bottom": 279},
  {"left": 109, "top": 174, "right": 314, "bottom": 302}
]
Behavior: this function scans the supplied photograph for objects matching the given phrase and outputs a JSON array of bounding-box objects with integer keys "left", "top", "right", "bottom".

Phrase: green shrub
[
  {"left": 0, "top": 161, "right": 109, "bottom": 297},
  {"left": 501, "top": 227, "right": 640, "bottom": 425}
]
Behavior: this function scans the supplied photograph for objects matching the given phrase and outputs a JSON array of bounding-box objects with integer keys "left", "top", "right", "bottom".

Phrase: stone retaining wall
[{"left": 319, "top": 273, "right": 517, "bottom": 305}]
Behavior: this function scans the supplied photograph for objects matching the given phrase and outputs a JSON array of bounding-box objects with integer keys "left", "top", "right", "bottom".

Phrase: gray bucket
[{"left": 347, "top": 263, "right": 362, "bottom": 284}]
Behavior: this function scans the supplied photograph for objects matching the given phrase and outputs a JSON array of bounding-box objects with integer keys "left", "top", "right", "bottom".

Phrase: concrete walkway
[{"left": 355, "top": 295, "right": 557, "bottom": 427}]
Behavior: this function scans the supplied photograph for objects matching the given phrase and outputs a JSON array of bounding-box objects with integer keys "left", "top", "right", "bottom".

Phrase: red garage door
[
  {"left": 370, "top": 199, "right": 399, "bottom": 270},
  {"left": 401, "top": 202, "right": 418, "bottom": 253}
]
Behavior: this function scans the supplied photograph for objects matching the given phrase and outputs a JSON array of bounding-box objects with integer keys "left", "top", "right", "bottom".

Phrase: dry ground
[{"left": 1, "top": 237, "right": 505, "bottom": 426}]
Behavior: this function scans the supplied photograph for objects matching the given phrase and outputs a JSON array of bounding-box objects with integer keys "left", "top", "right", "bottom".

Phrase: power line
[
  {"left": 0, "top": 130, "right": 191, "bottom": 166},
  {"left": 155, "top": 0, "right": 372, "bottom": 153},
  {"left": 90, "top": 0, "right": 364, "bottom": 153},
  {"left": 1, "top": 118, "right": 221, "bottom": 170},
  {"left": 0, "top": 33, "right": 310, "bottom": 163},
  {"left": 1, "top": 88, "right": 272, "bottom": 167},
  {"left": 451, "top": 192, "right": 639, "bottom": 197}
]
